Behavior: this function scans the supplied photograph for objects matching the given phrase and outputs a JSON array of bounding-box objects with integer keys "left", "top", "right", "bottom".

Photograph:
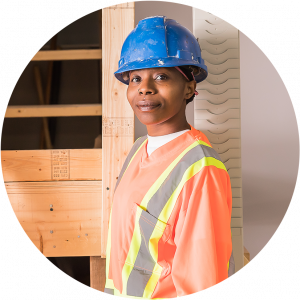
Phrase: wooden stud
[
  {"left": 40, "top": 35, "right": 57, "bottom": 149},
  {"left": 31, "top": 49, "right": 102, "bottom": 61},
  {"left": 33, "top": 66, "right": 53, "bottom": 149},
  {"left": 101, "top": 2, "right": 135, "bottom": 257},
  {"left": 90, "top": 257, "right": 106, "bottom": 292},
  {"left": 99, "top": 10, "right": 103, "bottom": 134}
]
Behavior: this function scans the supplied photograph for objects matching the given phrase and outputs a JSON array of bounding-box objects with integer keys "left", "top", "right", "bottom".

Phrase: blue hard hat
[{"left": 114, "top": 16, "right": 208, "bottom": 85}]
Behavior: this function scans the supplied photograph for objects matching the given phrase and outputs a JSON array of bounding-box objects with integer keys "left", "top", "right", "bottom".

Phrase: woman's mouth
[
  {"left": 136, "top": 99, "right": 161, "bottom": 112},
  {"left": 137, "top": 104, "right": 160, "bottom": 112}
]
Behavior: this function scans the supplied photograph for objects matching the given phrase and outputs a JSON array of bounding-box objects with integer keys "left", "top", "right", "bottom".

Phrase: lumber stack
[{"left": 2, "top": 149, "right": 102, "bottom": 257}]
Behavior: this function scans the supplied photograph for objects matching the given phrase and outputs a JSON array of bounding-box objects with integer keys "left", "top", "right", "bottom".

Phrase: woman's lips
[
  {"left": 137, "top": 104, "right": 160, "bottom": 111},
  {"left": 136, "top": 101, "right": 161, "bottom": 112}
]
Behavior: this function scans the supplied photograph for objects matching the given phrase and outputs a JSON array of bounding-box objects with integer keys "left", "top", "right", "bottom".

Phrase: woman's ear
[{"left": 185, "top": 80, "right": 197, "bottom": 99}]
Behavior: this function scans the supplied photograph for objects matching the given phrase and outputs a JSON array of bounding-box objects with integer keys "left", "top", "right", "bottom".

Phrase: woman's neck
[{"left": 146, "top": 119, "right": 191, "bottom": 137}]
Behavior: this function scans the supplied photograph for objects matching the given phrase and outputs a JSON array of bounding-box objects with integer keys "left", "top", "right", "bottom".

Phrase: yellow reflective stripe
[
  {"left": 105, "top": 207, "right": 115, "bottom": 290},
  {"left": 106, "top": 138, "right": 146, "bottom": 294},
  {"left": 143, "top": 263, "right": 163, "bottom": 298},
  {"left": 121, "top": 207, "right": 144, "bottom": 295},
  {"left": 197, "top": 139, "right": 211, "bottom": 148},
  {"left": 148, "top": 221, "right": 167, "bottom": 262}
]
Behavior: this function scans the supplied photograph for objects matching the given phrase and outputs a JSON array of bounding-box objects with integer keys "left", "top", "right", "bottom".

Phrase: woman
[{"left": 104, "top": 16, "right": 234, "bottom": 299}]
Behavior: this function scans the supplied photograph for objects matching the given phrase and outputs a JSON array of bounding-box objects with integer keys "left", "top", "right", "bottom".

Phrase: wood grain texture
[
  {"left": 90, "top": 257, "right": 106, "bottom": 291},
  {"left": 6, "top": 181, "right": 102, "bottom": 257},
  {"left": 31, "top": 49, "right": 102, "bottom": 61},
  {"left": 101, "top": 3, "right": 135, "bottom": 257},
  {"left": 5, "top": 104, "right": 102, "bottom": 118},
  {"left": 1, "top": 149, "right": 102, "bottom": 182}
]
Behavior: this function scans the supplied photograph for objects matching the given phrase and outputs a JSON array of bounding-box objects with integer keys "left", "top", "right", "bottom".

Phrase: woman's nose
[{"left": 138, "top": 78, "right": 156, "bottom": 95}]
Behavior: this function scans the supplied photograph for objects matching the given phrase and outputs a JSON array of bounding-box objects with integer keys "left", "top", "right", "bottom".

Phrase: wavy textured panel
[
  {"left": 195, "top": 19, "right": 237, "bottom": 33},
  {"left": 195, "top": 99, "right": 240, "bottom": 112},
  {"left": 195, "top": 119, "right": 240, "bottom": 133},
  {"left": 232, "top": 197, "right": 243, "bottom": 209},
  {"left": 198, "top": 39, "right": 239, "bottom": 54},
  {"left": 211, "top": 139, "right": 240, "bottom": 153},
  {"left": 196, "top": 88, "right": 240, "bottom": 102},
  {"left": 198, "top": 80, "right": 240, "bottom": 94},
  {"left": 202, "top": 49, "right": 239, "bottom": 64},
  {"left": 231, "top": 178, "right": 242, "bottom": 188},
  {"left": 224, "top": 158, "right": 241, "bottom": 169},
  {"left": 206, "top": 69, "right": 240, "bottom": 84},
  {"left": 232, "top": 208, "right": 243, "bottom": 218},
  {"left": 232, "top": 187, "right": 242, "bottom": 198},
  {"left": 193, "top": 7, "right": 243, "bottom": 271},
  {"left": 231, "top": 207, "right": 243, "bottom": 218},
  {"left": 202, "top": 129, "right": 241, "bottom": 143},
  {"left": 231, "top": 218, "right": 243, "bottom": 228},
  {"left": 194, "top": 19, "right": 238, "bottom": 40},
  {"left": 195, "top": 109, "right": 240, "bottom": 123},
  {"left": 228, "top": 168, "right": 242, "bottom": 178},
  {"left": 219, "top": 149, "right": 241, "bottom": 162},
  {"left": 193, "top": 9, "right": 225, "bottom": 24},
  {"left": 204, "top": 59, "right": 240, "bottom": 75}
]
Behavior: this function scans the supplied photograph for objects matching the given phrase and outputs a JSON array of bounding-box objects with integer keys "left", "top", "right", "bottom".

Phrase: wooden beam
[
  {"left": 31, "top": 49, "right": 102, "bottom": 61},
  {"left": 101, "top": 3, "right": 135, "bottom": 257},
  {"left": 5, "top": 104, "right": 102, "bottom": 118},
  {"left": 33, "top": 66, "right": 53, "bottom": 149},
  {"left": 1, "top": 149, "right": 102, "bottom": 182},
  {"left": 90, "top": 257, "right": 106, "bottom": 292}
]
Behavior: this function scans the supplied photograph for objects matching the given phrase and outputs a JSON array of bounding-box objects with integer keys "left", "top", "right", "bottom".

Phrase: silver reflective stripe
[
  {"left": 228, "top": 250, "right": 235, "bottom": 277},
  {"left": 127, "top": 210, "right": 157, "bottom": 297},
  {"left": 114, "top": 135, "right": 148, "bottom": 193},
  {"left": 104, "top": 288, "right": 114, "bottom": 295}
]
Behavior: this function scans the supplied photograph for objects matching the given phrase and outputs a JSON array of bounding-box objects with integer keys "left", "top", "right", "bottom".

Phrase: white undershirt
[{"left": 147, "top": 129, "right": 190, "bottom": 156}]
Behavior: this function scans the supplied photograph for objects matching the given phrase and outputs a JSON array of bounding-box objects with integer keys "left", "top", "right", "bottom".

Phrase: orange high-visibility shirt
[{"left": 105, "top": 124, "right": 233, "bottom": 298}]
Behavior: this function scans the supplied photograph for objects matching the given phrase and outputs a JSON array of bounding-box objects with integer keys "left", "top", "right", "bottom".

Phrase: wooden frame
[{"left": 2, "top": 2, "right": 135, "bottom": 292}]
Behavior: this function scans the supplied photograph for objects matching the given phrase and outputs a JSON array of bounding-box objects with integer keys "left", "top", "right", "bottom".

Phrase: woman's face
[{"left": 126, "top": 67, "right": 195, "bottom": 130}]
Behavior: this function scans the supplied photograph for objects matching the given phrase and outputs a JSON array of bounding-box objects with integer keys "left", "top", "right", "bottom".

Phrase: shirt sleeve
[{"left": 171, "top": 164, "right": 232, "bottom": 296}]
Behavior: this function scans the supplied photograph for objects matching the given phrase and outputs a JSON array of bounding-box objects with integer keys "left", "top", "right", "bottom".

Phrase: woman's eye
[
  {"left": 156, "top": 74, "right": 167, "bottom": 80},
  {"left": 131, "top": 76, "right": 141, "bottom": 83}
]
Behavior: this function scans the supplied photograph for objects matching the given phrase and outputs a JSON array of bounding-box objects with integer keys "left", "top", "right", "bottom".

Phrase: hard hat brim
[{"left": 114, "top": 57, "right": 208, "bottom": 85}]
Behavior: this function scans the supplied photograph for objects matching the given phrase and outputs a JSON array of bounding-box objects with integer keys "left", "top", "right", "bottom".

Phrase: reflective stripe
[
  {"left": 227, "top": 229, "right": 234, "bottom": 276},
  {"left": 104, "top": 288, "right": 114, "bottom": 295},
  {"left": 105, "top": 207, "right": 115, "bottom": 290},
  {"left": 114, "top": 136, "right": 148, "bottom": 193}
]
